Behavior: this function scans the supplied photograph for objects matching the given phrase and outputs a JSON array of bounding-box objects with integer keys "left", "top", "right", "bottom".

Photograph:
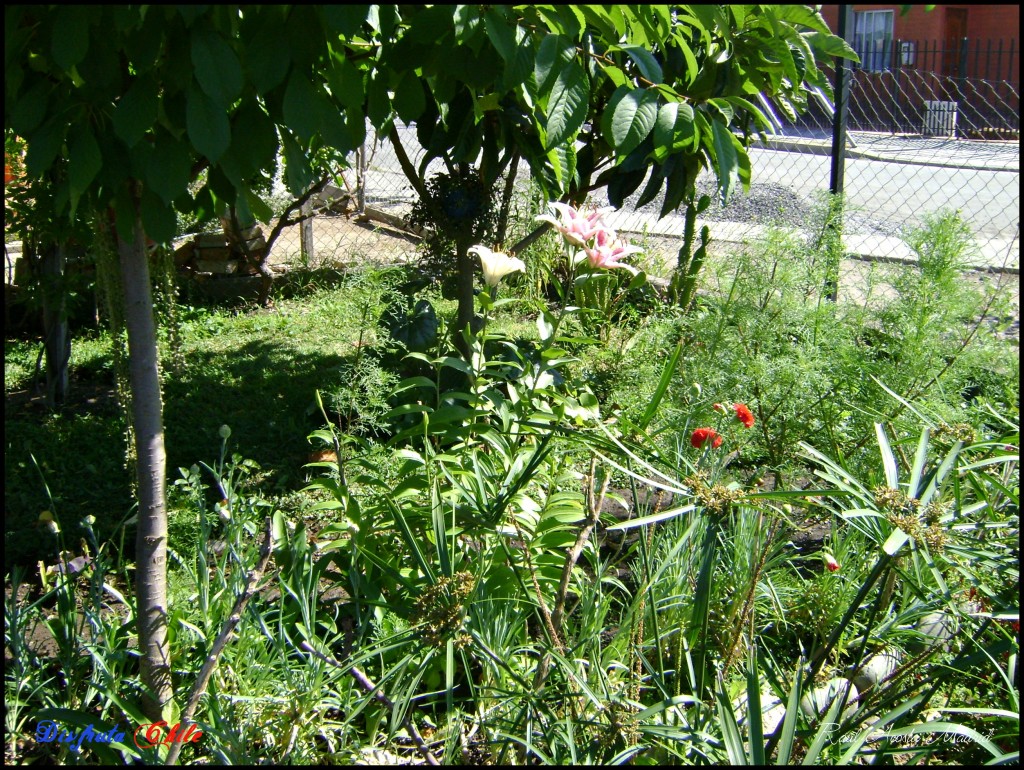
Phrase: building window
[{"left": 854, "top": 10, "right": 894, "bottom": 72}]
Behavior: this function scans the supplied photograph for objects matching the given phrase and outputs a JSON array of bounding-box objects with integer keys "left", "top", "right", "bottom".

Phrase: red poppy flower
[
  {"left": 691, "top": 427, "right": 723, "bottom": 449},
  {"left": 733, "top": 403, "right": 755, "bottom": 428}
]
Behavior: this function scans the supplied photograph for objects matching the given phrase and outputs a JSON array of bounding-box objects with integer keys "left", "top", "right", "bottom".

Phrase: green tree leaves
[
  {"left": 7, "top": 4, "right": 859, "bottom": 247},
  {"left": 280, "top": 129, "right": 314, "bottom": 196},
  {"left": 545, "top": 62, "right": 588, "bottom": 150},
  {"left": 244, "top": 14, "right": 292, "bottom": 95},
  {"left": 67, "top": 124, "right": 101, "bottom": 214},
  {"left": 140, "top": 188, "right": 178, "bottom": 243},
  {"left": 113, "top": 77, "right": 159, "bottom": 148},
  {"left": 603, "top": 87, "right": 659, "bottom": 157},
  {"left": 8, "top": 80, "right": 50, "bottom": 137},
  {"left": 710, "top": 117, "right": 741, "bottom": 205},
  {"left": 146, "top": 130, "right": 193, "bottom": 205},
  {"left": 484, "top": 8, "right": 517, "bottom": 62},
  {"left": 534, "top": 35, "right": 576, "bottom": 97},
  {"left": 186, "top": 83, "right": 231, "bottom": 163},
  {"left": 191, "top": 29, "right": 243, "bottom": 106},
  {"left": 652, "top": 100, "right": 699, "bottom": 163},
  {"left": 229, "top": 99, "right": 279, "bottom": 178},
  {"left": 612, "top": 43, "right": 664, "bottom": 84},
  {"left": 50, "top": 6, "right": 92, "bottom": 72},
  {"left": 325, "top": 55, "right": 365, "bottom": 110},
  {"left": 394, "top": 72, "right": 426, "bottom": 125},
  {"left": 283, "top": 73, "right": 324, "bottom": 144},
  {"left": 23, "top": 118, "right": 66, "bottom": 179}
]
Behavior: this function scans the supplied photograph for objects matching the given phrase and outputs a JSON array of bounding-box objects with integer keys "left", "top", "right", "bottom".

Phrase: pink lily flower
[
  {"left": 581, "top": 228, "right": 643, "bottom": 274},
  {"left": 536, "top": 202, "right": 613, "bottom": 247}
]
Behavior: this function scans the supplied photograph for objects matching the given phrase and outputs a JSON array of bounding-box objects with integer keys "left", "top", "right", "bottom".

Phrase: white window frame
[{"left": 853, "top": 10, "right": 894, "bottom": 72}]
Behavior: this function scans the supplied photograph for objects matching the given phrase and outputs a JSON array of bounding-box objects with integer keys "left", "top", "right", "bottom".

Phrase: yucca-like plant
[{"left": 762, "top": 414, "right": 1020, "bottom": 764}]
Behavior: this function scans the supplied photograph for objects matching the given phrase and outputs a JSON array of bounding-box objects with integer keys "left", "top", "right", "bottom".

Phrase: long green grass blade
[
  {"left": 746, "top": 648, "right": 766, "bottom": 766},
  {"left": 715, "top": 674, "right": 748, "bottom": 765},
  {"left": 774, "top": 664, "right": 802, "bottom": 766},
  {"left": 383, "top": 497, "right": 435, "bottom": 584},
  {"left": 637, "top": 340, "right": 682, "bottom": 431},
  {"left": 875, "top": 423, "right": 899, "bottom": 488},
  {"left": 605, "top": 504, "right": 695, "bottom": 531},
  {"left": 908, "top": 427, "right": 931, "bottom": 498},
  {"left": 802, "top": 685, "right": 847, "bottom": 765},
  {"left": 919, "top": 440, "right": 962, "bottom": 506}
]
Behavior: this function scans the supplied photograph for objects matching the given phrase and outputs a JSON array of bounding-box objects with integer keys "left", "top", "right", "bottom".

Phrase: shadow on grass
[
  {"left": 177, "top": 264, "right": 402, "bottom": 310},
  {"left": 162, "top": 338, "right": 351, "bottom": 490},
  {"left": 5, "top": 337, "right": 356, "bottom": 572}
]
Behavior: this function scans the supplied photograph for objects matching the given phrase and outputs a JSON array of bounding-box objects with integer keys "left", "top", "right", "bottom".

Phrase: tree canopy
[{"left": 6, "top": 5, "right": 855, "bottom": 241}]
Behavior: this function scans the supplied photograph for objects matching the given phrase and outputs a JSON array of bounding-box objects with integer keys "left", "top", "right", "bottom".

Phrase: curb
[
  {"left": 843, "top": 251, "right": 1020, "bottom": 275},
  {"left": 609, "top": 216, "right": 1020, "bottom": 276}
]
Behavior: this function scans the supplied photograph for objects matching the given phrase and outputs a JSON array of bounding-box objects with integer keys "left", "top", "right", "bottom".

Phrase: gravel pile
[{"left": 606, "top": 172, "right": 906, "bottom": 240}]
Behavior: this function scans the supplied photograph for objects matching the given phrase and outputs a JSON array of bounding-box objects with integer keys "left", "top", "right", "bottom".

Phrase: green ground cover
[{"left": 4, "top": 211, "right": 1019, "bottom": 765}]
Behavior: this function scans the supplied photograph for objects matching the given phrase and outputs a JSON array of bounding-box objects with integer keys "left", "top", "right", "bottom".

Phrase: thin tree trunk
[
  {"left": 387, "top": 126, "right": 431, "bottom": 203},
  {"left": 39, "top": 240, "right": 70, "bottom": 407},
  {"left": 116, "top": 196, "right": 173, "bottom": 722},
  {"left": 454, "top": 237, "right": 475, "bottom": 357}
]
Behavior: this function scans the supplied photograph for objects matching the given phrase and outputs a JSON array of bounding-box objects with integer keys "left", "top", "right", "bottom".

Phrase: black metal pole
[
  {"left": 830, "top": 5, "right": 853, "bottom": 199},
  {"left": 825, "top": 4, "right": 854, "bottom": 302}
]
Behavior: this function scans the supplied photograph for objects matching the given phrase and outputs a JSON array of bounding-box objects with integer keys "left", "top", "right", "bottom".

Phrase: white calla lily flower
[{"left": 469, "top": 245, "right": 525, "bottom": 288}]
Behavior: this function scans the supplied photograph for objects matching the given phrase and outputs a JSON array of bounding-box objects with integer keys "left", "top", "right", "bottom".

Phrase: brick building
[
  {"left": 819, "top": 5, "right": 1019, "bottom": 86},
  {"left": 809, "top": 5, "right": 1019, "bottom": 136}
]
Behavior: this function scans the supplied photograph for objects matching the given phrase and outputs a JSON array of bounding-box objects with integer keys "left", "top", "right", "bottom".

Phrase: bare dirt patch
[{"left": 266, "top": 213, "right": 421, "bottom": 271}]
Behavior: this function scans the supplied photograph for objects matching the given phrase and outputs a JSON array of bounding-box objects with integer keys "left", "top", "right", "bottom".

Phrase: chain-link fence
[{"left": 286, "top": 65, "right": 1018, "bottom": 282}]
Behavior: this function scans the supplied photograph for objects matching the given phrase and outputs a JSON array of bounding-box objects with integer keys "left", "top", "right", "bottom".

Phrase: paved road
[
  {"left": 749, "top": 146, "right": 1020, "bottom": 240},
  {"left": 768, "top": 130, "right": 1020, "bottom": 172}
]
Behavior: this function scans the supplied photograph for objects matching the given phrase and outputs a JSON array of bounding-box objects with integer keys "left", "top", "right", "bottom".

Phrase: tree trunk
[
  {"left": 39, "top": 240, "right": 70, "bottom": 407},
  {"left": 495, "top": 151, "right": 520, "bottom": 249},
  {"left": 454, "top": 238, "right": 475, "bottom": 357},
  {"left": 116, "top": 199, "right": 173, "bottom": 722}
]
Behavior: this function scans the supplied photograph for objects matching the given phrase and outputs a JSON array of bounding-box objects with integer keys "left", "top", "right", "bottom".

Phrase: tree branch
[
  {"left": 495, "top": 150, "right": 521, "bottom": 249},
  {"left": 165, "top": 515, "right": 276, "bottom": 766},
  {"left": 508, "top": 223, "right": 552, "bottom": 258},
  {"left": 387, "top": 126, "right": 431, "bottom": 203},
  {"left": 300, "top": 643, "right": 442, "bottom": 766},
  {"left": 262, "top": 176, "right": 332, "bottom": 257}
]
